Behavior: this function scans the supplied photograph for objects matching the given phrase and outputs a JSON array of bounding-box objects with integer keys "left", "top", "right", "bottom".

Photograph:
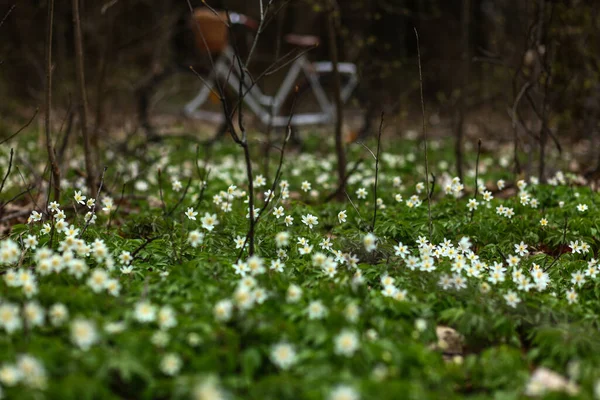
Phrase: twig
[
  {"left": 414, "top": 27, "right": 432, "bottom": 238},
  {"left": 510, "top": 82, "right": 530, "bottom": 176},
  {"left": 325, "top": 158, "right": 365, "bottom": 202},
  {"left": 189, "top": 66, "right": 221, "bottom": 100},
  {"left": 194, "top": 144, "right": 211, "bottom": 209},
  {"left": 92, "top": 12, "right": 114, "bottom": 170},
  {"left": 96, "top": 167, "right": 108, "bottom": 200},
  {"left": 45, "top": 0, "right": 61, "bottom": 203},
  {"left": 355, "top": 141, "right": 377, "bottom": 160},
  {"left": 45, "top": 163, "right": 53, "bottom": 219},
  {"left": 496, "top": 247, "right": 507, "bottom": 262},
  {"left": 17, "top": 156, "right": 45, "bottom": 199},
  {"left": 0, "top": 108, "right": 39, "bottom": 145},
  {"left": 224, "top": 43, "right": 317, "bottom": 128},
  {"left": 57, "top": 94, "right": 74, "bottom": 162},
  {"left": 196, "top": 169, "right": 211, "bottom": 209},
  {"left": 197, "top": 0, "right": 226, "bottom": 22},
  {"left": 262, "top": 0, "right": 293, "bottom": 28},
  {"left": 0, "top": 148, "right": 14, "bottom": 197},
  {"left": 0, "top": 107, "right": 39, "bottom": 145},
  {"left": 264, "top": 45, "right": 317, "bottom": 77},
  {"left": 543, "top": 214, "right": 568, "bottom": 272},
  {"left": 470, "top": 139, "right": 482, "bottom": 222},
  {"left": 344, "top": 190, "right": 364, "bottom": 224},
  {"left": 226, "top": 28, "right": 316, "bottom": 121},
  {"left": 131, "top": 235, "right": 160, "bottom": 261},
  {"left": 236, "top": 87, "right": 299, "bottom": 261},
  {"left": 0, "top": 4, "right": 15, "bottom": 31},
  {"left": 257, "top": 87, "right": 298, "bottom": 222},
  {"left": 233, "top": 52, "right": 247, "bottom": 143},
  {"left": 537, "top": 3, "right": 554, "bottom": 183},
  {"left": 185, "top": 0, "right": 227, "bottom": 130},
  {"left": 80, "top": 167, "right": 107, "bottom": 238},
  {"left": 16, "top": 168, "right": 43, "bottom": 215},
  {"left": 262, "top": 7, "right": 283, "bottom": 174},
  {"left": 428, "top": 173, "right": 436, "bottom": 200},
  {"left": 186, "top": 3, "right": 274, "bottom": 256},
  {"left": 100, "top": 0, "right": 118, "bottom": 14},
  {"left": 48, "top": 191, "right": 56, "bottom": 248},
  {"left": 229, "top": 10, "right": 257, "bottom": 255},
  {"left": 455, "top": 0, "right": 471, "bottom": 181},
  {"left": 328, "top": 0, "right": 346, "bottom": 201},
  {"left": 240, "top": 142, "right": 256, "bottom": 256},
  {"left": 167, "top": 176, "right": 192, "bottom": 217},
  {"left": 371, "top": 112, "right": 384, "bottom": 232},
  {"left": 246, "top": 0, "right": 275, "bottom": 66},
  {"left": 72, "top": 0, "right": 97, "bottom": 197},
  {"left": 474, "top": 139, "right": 482, "bottom": 199},
  {"left": 230, "top": 36, "right": 257, "bottom": 255},
  {"left": 157, "top": 168, "right": 166, "bottom": 215},
  {"left": 43, "top": 162, "right": 57, "bottom": 249},
  {"left": 0, "top": 186, "right": 35, "bottom": 213},
  {"left": 262, "top": 98, "right": 276, "bottom": 181}
]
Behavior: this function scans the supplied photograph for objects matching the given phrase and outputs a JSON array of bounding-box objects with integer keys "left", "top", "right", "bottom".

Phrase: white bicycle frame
[{"left": 183, "top": 46, "right": 359, "bottom": 127}]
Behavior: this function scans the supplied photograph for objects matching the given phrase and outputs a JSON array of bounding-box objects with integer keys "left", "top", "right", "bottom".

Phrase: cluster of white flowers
[
  {"left": 443, "top": 176, "right": 464, "bottom": 198},
  {"left": 0, "top": 239, "right": 20, "bottom": 265},
  {"left": 380, "top": 275, "right": 408, "bottom": 301},
  {"left": 0, "top": 354, "right": 47, "bottom": 389},
  {"left": 0, "top": 144, "right": 598, "bottom": 399},
  {"left": 496, "top": 204, "right": 515, "bottom": 218}
]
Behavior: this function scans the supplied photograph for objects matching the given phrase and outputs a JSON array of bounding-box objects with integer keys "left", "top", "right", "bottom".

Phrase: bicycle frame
[{"left": 183, "top": 46, "right": 359, "bottom": 127}]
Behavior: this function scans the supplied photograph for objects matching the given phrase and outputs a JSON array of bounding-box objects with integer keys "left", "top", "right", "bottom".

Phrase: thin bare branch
[
  {"left": 45, "top": 0, "right": 61, "bottom": 203},
  {"left": 371, "top": 112, "right": 384, "bottom": 232},
  {"left": 355, "top": 141, "right": 377, "bottom": 161},
  {"left": 157, "top": 168, "right": 166, "bottom": 215},
  {"left": 264, "top": 46, "right": 317, "bottom": 76},
  {"left": 246, "top": 0, "right": 275, "bottom": 66},
  {"left": 72, "top": 0, "right": 97, "bottom": 197},
  {"left": 344, "top": 190, "right": 364, "bottom": 224},
  {"left": 0, "top": 108, "right": 39, "bottom": 145},
  {"left": 469, "top": 139, "right": 482, "bottom": 222},
  {"left": 414, "top": 27, "right": 432, "bottom": 239},
  {"left": 131, "top": 235, "right": 161, "bottom": 261},
  {"left": 325, "top": 158, "right": 364, "bottom": 202},
  {"left": 80, "top": 167, "right": 107, "bottom": 237},
  {"left": 328, "top": 0, "right": 346, "bottom": 201},
  {"left": 0, "top": 148, "right": 14, "bottom": 197},
  {"left": 167, "top": 176, "right": 193, "bottom": 217},
  {"left": 189, "top": 66, "right": 221, "bottom": 100},
  {"left": 0, "top": 4, "right": 15, "bottom": 31}
]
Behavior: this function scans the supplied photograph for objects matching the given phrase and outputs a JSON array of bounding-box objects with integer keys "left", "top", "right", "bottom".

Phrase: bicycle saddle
[{"left": 285, "top": 34, "right": 319, "bottom": 47}]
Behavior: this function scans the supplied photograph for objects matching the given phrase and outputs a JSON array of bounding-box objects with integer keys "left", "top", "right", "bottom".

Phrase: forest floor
[{"left": 0, "top": 124, "right": 599, "bottom": 399}]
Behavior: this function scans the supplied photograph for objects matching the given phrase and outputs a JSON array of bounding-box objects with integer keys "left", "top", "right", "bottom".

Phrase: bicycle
[{"left": 138, "top": 9, "right": 366, "bottom": 143}]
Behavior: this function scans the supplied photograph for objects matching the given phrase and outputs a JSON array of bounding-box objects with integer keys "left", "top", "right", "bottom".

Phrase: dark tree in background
[{"left": 0, "top": 0, "right": 599, "bottom": 173}]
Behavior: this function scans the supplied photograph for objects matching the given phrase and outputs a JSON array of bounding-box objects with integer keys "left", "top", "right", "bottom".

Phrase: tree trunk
[
  {"left": 536, "top": 0, "right": 547, "bottom": 183},
  {"left": 72, "top": 0, "right": 97, "bottom": 197},
  {"left": 45, "top": 0, "right": 61, "bottom": 203},
  {"left": 327, "top": 0, "right": 346, "bottom": 201},
  {"left": 455, "top": 0, "right": 470, "bottom": 181}
]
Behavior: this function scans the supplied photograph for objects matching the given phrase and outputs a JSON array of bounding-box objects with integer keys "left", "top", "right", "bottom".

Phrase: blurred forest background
[{"left": 1, "top": 0, "right": 599, "bottom": 175}]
